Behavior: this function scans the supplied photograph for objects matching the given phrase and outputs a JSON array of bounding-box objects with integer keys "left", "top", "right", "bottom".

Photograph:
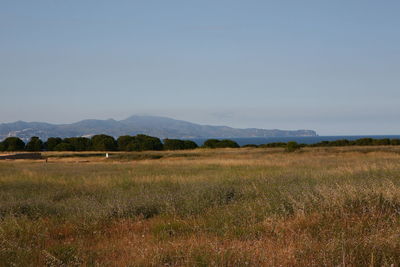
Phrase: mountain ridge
[{"left": 0, "top": 115, "right": 317, "bottom": 141}]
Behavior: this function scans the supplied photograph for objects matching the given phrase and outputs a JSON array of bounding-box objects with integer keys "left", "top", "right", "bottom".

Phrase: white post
[{"left": 106, "top": 153, "right": 109, "bottom": 158}]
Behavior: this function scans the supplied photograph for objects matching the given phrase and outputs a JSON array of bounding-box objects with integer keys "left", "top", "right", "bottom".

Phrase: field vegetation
[{"left": 1, "top": 146, "right": 400, "bottom": 266}]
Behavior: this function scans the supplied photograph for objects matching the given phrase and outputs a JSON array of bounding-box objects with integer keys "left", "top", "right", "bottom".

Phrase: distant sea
[{"left": 190, "top": 135, "right": 400, "bottom": 146}]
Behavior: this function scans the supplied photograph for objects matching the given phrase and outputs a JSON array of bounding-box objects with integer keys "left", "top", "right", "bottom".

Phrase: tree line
[
  {"left": 253, "top": 138, "right": 400, "bottom": 148},
  {"left": 0, "top": 135, "right": 201, "bottom": 152},
  {"left": 0, "top": 135, "right": 399, "bottom": 152},
  {"left": 246, "top": 138, "right": 400, "bottom": 151}
]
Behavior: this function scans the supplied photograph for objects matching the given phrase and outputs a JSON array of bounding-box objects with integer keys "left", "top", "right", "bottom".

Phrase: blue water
[{"left": 190, "top": 135, "right": 400, "bottom": 146}]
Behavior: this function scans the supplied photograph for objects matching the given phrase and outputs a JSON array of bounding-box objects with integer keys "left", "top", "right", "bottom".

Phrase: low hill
[{"left": 0, "top": 115, "right": 317, "bottom": 141}]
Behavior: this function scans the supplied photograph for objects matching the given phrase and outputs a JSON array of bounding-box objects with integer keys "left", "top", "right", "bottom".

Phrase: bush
[
  {"left": 2, "top": 137, "right": 25, "bottom": 151},
  {"left": 286, "top": 141, "right": 300, "bottom": 152},
  {"left": 354, "top": 138, "right": 374, "bottom": 146},
  {"left": 259, "top": 142, "right": 287, "bottom": 148},
  {"left": 242, "top": 144, "right": 258, "bottom": 148},
  {"left": 329, "top": 139, "right": 351, "bottom": 146},
  {"left": 391, "top": 139, "right": 400, "bottom": 146},
  {"left": 203, "top": 139, "right": 239, "bottom": 148},
  {"left": 373, "top": 138, "right": 391, "bottom": 146}
]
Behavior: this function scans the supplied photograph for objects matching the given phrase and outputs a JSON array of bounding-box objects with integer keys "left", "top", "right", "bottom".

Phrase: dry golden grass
[{"left": 1, "top": 146, "right": 400, "bottom": 266}]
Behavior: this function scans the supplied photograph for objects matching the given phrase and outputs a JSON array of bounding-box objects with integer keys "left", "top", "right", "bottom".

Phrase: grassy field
[{"left": 1, "top": 147, "right": 400, "bottom": 266}]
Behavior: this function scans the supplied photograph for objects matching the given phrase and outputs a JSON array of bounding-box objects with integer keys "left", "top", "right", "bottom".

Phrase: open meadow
[{"left": 1, "top": 146, "right": 400, "bottom": 266}]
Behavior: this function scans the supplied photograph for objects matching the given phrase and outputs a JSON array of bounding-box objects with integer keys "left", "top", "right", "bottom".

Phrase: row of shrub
[
  {"left": 241, "top": 138, "right": 400, "bottom": 148},
  {"left": 311, "top": 138, "right": 400, "bottom": 147},
  {"left": 1, "top": 135, "right": 400, "bottom": 152}
]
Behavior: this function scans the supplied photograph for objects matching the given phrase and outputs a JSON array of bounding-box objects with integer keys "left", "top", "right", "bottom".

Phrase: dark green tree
[
  {"left": 0, "top": 142, "right": 5, "bottom": 151},
  {"left": 163, "top": 139, "right": 186, "bottom": 150},
  {"left": 163, "top": 139, "right": 197, "bottom": 150},
  {"left": 25, "top": 136, "right": 43, "bottom": 151},
  {"left": 217, "top": 139, "right": 240, "bottom": 148},
  {"left": 121, "top": 135, "right": 163, "bottom": 151},
  {"left": 91, "top": 134, "right": 117, "bottom": 151},
  {"left": 44, "top": 137, "right": 62, "bottom": 151},
  {"left": 183, "top": 140, "right": 198, "bottom": 149},
  {"left": 54, "top": 143, "right": 75, "bottom": 151},
  {"left": 64, "top": 137, "right": 92, "bottom": 151},
  {"left": 117, "top": 135, "right": 135, "bottom": 151},
  {"left": 203, "top": 139, "right": 220, "bottom": 148},
  {"left": 203, "top": 139, "right": 239, "bottom": 148},
  {"left": 2, "top": 137, "right": 25, "bottom": 151},
  {"left": 131, "top": 134, "right": 163, "bottom": 151}
]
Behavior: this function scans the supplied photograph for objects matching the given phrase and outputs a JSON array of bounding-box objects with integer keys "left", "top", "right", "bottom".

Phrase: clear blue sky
[{"left": 1, "top": 1, "right": 399, "bottom": 135}]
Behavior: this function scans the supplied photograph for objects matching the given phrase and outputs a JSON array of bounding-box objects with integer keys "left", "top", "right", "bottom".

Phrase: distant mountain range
[{"left": 0, "top": 115, "right": 317, "bottom": 141}]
